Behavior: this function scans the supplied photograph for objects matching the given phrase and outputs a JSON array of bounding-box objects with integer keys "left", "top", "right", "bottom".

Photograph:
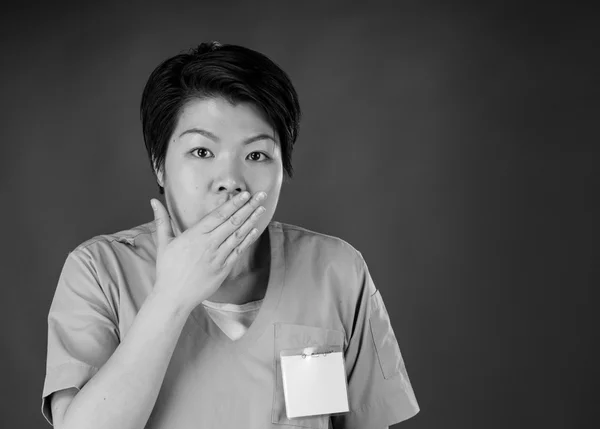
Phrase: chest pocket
[{"left": 271, "top": 323, "right": 345, "bottom": 428}]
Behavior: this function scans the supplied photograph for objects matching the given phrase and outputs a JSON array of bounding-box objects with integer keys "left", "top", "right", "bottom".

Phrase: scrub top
[{"left": 42, "top": 220, "right": 420, "bottom": 429}]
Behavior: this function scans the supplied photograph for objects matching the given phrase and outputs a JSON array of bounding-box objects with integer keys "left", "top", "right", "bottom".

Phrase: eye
[
  {"left": 192, "top": 148, "right": 213, "bottom": 159},
  {"left": 247, "top": 151, "right": 270, "bottom": 162}
]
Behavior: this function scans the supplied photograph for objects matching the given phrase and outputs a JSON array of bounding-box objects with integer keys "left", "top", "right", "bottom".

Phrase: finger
[
  {"left": 217, "top": 204, "right": 266, "bottom": 256},
  {"left": 190, "top": 191, "right": 251, "bottom": 234},
  {"left": 221, "top": 226, "right": 261, "bottom": 267},
  {"left": 211, "top": 191, "right": 267, "bottom": 243},
  {"left": 151, "top": 199, "right": 174, "bottom": 251},
  {"left": 193, "top": 191, "right": 265, "bottom": 234}
]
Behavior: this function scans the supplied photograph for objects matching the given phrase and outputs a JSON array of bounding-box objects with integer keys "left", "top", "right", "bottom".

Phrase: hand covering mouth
[{"left": 215, "top": 193, "right": 235, "bottom": 208}]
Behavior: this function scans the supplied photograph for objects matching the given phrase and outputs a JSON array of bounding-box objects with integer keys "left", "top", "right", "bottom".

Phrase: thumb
[{"left": 151, "top": 199, "right": 174, "bottom": 251}]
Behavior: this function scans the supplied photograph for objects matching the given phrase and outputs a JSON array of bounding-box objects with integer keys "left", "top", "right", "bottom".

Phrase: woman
[{"left": 41, "top": 42, "right": 420, "bottom": 429}]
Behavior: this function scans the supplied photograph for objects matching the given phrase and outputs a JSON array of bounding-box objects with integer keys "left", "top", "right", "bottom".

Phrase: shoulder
[
  {"left": 56, "top": 221, "right": 156, "bottom": 300},
  {"left": 64, "top": 221, "right": 156, "bottom": 274},
  {"left": 279, "top": 221, "right": 363, "bottom": 259},
  {"left": 71, "top": 221, "right": 155, "bottom": 254},
  {"left": 277, "top": 221, "right": 367, "bottom": 278},
  {"left": 277, "top": 222, "right": 377, "bottom": 331}
]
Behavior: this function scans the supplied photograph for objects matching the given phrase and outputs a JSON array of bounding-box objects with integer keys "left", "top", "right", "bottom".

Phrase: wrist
[{"left": 147, "top": 286, "right": 194, "bottom": 318}]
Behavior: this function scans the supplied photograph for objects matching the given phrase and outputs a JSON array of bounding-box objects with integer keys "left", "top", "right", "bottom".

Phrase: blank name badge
[{"left": 280, "top": 345, "right": 350, "bottom": 419}]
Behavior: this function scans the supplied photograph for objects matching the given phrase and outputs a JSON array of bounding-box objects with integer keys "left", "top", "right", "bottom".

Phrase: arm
[
  {"left": 53, "top": 290, "right": 192, "bottom": 429},
  {"left": 50, "top": 388, "right": 77, "bottom": 428},
  {"left": 47, "top": 192, "right": 266, "bottom": 429}
]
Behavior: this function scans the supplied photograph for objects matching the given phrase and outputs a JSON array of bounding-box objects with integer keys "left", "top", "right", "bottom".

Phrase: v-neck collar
[{"left": 188, "top": 221, "right": 285, "bottom": 350}]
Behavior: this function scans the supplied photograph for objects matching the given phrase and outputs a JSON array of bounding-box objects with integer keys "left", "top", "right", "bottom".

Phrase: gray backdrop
[{"left": 1, "top": 1, "right": 596, "bottom": 428}]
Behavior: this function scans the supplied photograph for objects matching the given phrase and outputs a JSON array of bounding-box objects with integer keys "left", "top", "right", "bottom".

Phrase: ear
[{"left": 154, "top": 164, "right": 165, "bottom": 187}]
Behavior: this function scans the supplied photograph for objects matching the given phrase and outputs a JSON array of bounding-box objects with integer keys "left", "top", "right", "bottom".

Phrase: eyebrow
[{"left": 178, "top": 128, "right": 276, "bottom": 145}]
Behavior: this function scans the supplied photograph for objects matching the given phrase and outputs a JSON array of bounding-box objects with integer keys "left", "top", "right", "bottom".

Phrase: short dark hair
[{"left": 140, "top": 41, "right": 302, "bottom": 195}]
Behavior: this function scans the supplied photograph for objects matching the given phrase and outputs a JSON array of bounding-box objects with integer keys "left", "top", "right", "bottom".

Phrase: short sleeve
[
  {"left": 41, "top": 249, "right": 120, "bottom": 425},
  {"left": 331, "top": 255, "right": 420, "bottom": 428}
]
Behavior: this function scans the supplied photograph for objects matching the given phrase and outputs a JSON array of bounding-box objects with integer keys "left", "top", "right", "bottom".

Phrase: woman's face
[{"left": 156, "top": 96, "right": 283, "bottom": 237}]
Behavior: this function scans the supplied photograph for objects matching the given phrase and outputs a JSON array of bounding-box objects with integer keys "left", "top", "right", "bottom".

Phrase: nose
[
  {"left": 218, "top": 182, "right": 244, "bottom": 199},
  {"left": 214, "top": 172, "right": 245, "bottom": 199}
]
